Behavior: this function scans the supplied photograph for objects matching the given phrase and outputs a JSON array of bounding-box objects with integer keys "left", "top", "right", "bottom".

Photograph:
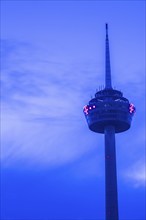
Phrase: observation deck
[{"left": 83, "top": 88, "right": 135, "bottom": 133}]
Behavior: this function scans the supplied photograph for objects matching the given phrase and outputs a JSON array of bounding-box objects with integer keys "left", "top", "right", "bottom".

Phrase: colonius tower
[{"left": 83, "top": 24, "right": 136, "bottom": 220}]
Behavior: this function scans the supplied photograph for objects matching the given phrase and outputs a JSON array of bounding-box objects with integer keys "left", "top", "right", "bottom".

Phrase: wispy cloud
[
  {"left": 1, "top": 39, "right": 102, "bottom": 169},
  {"left": 1, "top": 39, "right": 145, "bottom": 187},
  {"left": 123, "top": 159, "right": 146, "bottom": 188}
]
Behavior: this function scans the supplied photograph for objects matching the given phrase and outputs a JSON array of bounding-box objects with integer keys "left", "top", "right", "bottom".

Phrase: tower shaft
[{"left": 104, "top": 125, "right": 119, "bottom": 220}]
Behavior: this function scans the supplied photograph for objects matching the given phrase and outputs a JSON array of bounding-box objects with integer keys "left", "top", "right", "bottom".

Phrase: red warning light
[
  {"left": 83, "top": 105, "right": 89, "bottom": 115},
  {"left": 83, "top": 105, "right": 96, "bottom": 115},
  {"left": 129, "top": 103, "right": 136, "bottom": 114}
]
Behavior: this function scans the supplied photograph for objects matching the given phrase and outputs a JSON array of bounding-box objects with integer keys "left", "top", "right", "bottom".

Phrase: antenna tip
[{"left": 105, "top": 23, "right": 108, "bottom": 30}]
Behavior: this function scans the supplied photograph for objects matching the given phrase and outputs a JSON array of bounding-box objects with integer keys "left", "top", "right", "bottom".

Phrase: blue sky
[{"left": 1, "top": 1, "right": 145, "bottom": 219}]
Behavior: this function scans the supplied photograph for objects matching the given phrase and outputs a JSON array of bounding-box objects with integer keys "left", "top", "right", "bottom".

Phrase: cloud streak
[
  {"left": 1, "top": 38, "right": 145, "bottom": 188},
  {"left": 1, "top": 39, "right": 102, "bottom": 169},
  {"left": 123, "top": 159, "right": 146, "bottom": 188}
]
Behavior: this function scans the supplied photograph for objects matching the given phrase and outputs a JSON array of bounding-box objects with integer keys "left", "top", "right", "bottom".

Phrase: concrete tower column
[{"left": 104, "top": 125, "right": 119, "bottom": 220}]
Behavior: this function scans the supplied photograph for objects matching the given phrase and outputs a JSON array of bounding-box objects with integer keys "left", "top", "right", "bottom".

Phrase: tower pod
[{"left": 83, "top": 89, "right": 135, "bottom": 133}]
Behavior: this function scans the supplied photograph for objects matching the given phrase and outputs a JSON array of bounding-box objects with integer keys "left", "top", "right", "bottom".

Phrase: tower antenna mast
[{"left": 105, "top": 23, "right": 112, "bottom": 89}]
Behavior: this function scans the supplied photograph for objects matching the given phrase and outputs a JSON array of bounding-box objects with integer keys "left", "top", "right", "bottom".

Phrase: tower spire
[{"left": 105, "top": 23, "right": 112, "bottom": 89}]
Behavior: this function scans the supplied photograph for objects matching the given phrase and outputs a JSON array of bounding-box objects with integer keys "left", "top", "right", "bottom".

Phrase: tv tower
[{"left": 83, "top": 24, "right": 135, "bottom": 220}]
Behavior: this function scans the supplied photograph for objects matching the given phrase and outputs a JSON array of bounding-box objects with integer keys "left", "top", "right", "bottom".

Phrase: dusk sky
[{"left": 1, "top": 1, "right": 145, "bottom": 220}]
